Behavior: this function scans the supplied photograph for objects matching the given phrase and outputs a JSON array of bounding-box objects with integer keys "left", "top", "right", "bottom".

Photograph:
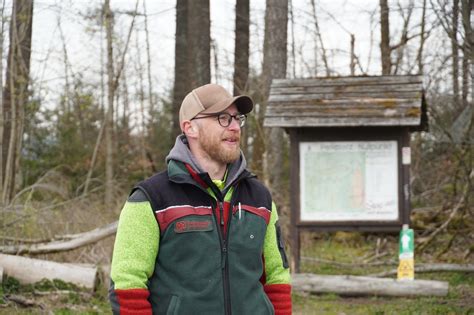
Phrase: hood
[{"left": 166, "top": 135, "right": 249, "bottom": 190}]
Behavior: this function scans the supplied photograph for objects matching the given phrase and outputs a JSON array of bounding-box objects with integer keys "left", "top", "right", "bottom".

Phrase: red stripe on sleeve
[
  {"left": 115, "top": 289, "right": 152, "bottom": 315},
  {"left": 264, "top": 284, "right": 292, "bottom": 315}
]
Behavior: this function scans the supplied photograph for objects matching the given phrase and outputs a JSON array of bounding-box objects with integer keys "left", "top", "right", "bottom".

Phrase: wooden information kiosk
[{"left": 264, "top": 75, "right": 428, "bottom": 272}]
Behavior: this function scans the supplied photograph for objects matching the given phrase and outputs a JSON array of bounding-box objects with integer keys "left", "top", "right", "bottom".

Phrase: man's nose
[{"left": 227, "top": 116, "right": 241, "bottom": 131}]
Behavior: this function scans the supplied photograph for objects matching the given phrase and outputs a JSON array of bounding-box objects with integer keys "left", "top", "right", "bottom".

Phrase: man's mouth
[{"left": 223, "top": 137, "right": 240, "bottom": 144}]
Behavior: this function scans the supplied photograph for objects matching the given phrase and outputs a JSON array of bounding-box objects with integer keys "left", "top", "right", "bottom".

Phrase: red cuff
[
  {"left": 115, "top": 289, "right": 152, "bottom": 315},
  {"left": 264, "top": 284, "right": 292, "bottom": 315}
]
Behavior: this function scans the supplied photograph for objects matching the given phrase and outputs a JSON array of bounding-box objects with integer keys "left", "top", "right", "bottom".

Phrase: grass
[
  {"left": 1, "top": 220, "right": 472, "bottom": 314},
  {"left": 292, "top": 232, "right": 474, "bottom": 315}
]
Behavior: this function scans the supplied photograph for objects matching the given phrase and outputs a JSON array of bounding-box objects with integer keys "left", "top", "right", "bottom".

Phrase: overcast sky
[{"left": 3, "top": 0, "right": 442, "bottom": 115}]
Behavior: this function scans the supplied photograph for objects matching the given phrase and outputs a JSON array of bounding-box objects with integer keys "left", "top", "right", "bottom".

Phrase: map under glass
[{"left": 300, "top": 141, "right": 399, "bottom": 221}]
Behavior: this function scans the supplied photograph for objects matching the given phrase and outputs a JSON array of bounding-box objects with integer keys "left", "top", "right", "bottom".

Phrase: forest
[{"left": 0, "top": 0, "right": 473, "bottom": 314}]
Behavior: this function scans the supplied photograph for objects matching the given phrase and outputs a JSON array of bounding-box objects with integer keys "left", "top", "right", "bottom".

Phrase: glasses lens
[
  {"left": 218, "top": 113, "right": 231, "bottom": 127},
  {"left": 216, "top": 113, "right": 247, "bottom": 127},
  {"left": 238, "top": 115, "right": 246, "bottom": 127}
]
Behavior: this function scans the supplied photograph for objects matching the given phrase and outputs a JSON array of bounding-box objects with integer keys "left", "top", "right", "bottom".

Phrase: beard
[{"left": 198, "top": 129, "right": 241, "bottom": 164}]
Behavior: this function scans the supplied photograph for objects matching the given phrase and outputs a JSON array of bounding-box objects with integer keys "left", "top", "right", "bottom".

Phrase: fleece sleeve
[
  {"left": 109, "top": 199, "right": 159, "bottom": 315},
  {"left": 262, "top": 202, "right": 292, "bottom": 315}
]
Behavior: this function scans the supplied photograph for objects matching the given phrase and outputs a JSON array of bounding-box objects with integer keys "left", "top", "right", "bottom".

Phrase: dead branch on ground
[
  {"left": 0, "top": 221, "right": 117, "bottom": 255},
  {"left": 369, "top": 263, "right": 474, "bottom": 278}
]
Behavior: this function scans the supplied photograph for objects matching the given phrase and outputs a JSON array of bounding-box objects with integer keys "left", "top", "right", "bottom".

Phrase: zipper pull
[
  {"left": 219, "top": 202, "right": 224, "bottom": 226},
  {"left": 238, "top": 202, "right": 241, "bottom": 220}
]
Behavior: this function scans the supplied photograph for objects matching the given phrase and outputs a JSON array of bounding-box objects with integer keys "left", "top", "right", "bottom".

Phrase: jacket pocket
[{"left": 166, "top": 295, "right": 180, "bottom": 315}]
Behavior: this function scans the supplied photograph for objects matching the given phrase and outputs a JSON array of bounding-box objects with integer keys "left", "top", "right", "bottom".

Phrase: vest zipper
[
  {"left": 222, "top": 185, "right": 240, "bottom": 315},
  {"left": 213, "top": 200, "right": 231, "bottom": 315}
]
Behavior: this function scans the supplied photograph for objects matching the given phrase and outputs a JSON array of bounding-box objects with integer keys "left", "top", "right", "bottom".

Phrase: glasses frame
[{"left": 191, "top": 112, "right": 247, "bottom": 128}]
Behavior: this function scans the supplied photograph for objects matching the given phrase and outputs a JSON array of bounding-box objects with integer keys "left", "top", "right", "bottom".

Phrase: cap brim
[{"left": 201, "top": 95, "right": 254, "bottom": 115}]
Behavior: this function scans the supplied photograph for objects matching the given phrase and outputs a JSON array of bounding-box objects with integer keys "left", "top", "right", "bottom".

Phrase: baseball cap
[{"left": 179, "top": 84, "right": 254, "bottom": 128}]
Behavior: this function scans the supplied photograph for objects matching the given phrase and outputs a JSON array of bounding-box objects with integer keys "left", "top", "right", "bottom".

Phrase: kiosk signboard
[{"left": 300, "top": 140, "right": 399, "bottom": 222}]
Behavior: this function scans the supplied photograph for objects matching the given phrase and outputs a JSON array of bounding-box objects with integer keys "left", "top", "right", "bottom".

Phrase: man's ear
[{"left": 182, "top": 121, "right": 198, "bottom": 138}]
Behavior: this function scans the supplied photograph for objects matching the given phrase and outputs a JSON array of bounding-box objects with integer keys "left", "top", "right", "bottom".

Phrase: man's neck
[{"left": 194, "top": 153, "right": 227, "bottom": 180}]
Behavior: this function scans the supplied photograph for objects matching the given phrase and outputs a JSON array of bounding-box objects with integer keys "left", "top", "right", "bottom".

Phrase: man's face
[{"left": 195, "top": 104, "right": 242, "bottom": 164}]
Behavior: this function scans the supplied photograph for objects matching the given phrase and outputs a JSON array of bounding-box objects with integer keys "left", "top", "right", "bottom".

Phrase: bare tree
[
  {"left": 142, "top": 0, "right": 154, "bottom": 115},
  {"left": 172, "top": 0, "right": 189, "bottom": 138},
  {"left": 261, "top": 0, "right": 288, "bottom": 209},
  {"left": 233, "top": 0, "right": 250, "bottom": 154},
  {"left": 350, "top": 34, "right": 356, "bottom": 75},
  {"left": 391, "top": 1, "right": 414, "bottom": 74},
  {"left": 416, "top": 0, "right": 427, "bottom": 74},
  {"left": 0, "top": 0, "right": 7, "bottom": 199},
  {"left": 134, "top": 33, "right": 148, "bottom": 178},
  {"left": 233, "top": 0, "right": 249, "bottom": 95},
  {"left": 103, "top": 0, "right": 138, "bottom": 204},
  {"left": 310, "top": 0, "right": 330, "bottom": 76},
  {"left": 452, "top": 0, "right": 460, "bottom": 107},
  {"left": 187, "top": 0, "right": 210, "bottom": 87},
  {"left": 461, "top": 0, "right": 472, "bottom": 109},
  {"left": 104, "top": 0, "right": 115, "bottom": 206},
  {"left": 464, "top": 0, "right": 474, "bottom": 103},
  {"left": 171, "top": 0, "right": 210, "bottom": 139},
  {"left": 380, "top": 0, "right": 391, "bottom": 74},
  {"left": 1, "top": 0, "right": 34, "bottom": 203}
]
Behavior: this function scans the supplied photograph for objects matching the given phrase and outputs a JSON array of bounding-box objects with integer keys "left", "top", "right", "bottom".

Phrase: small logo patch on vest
[{"left": 174, "top": 220, "right": 213, "bottom": 233}]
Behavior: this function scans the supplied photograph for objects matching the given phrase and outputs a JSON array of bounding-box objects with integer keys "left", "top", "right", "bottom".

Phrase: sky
[{"left": 2, "top": 0, "right": 441, "bottom": 119}]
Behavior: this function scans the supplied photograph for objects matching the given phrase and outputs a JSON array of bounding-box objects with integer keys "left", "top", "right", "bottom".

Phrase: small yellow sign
[{"left": 397, "top": 258, "right": 414, "bottom": 280}]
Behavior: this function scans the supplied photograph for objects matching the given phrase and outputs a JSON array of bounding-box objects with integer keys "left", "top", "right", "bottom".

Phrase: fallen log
[
  {"left": 5, "top": 294, "right": 45, "bottom": 308},
  {"left": 0, "top": 221, "right": 118, "bottom": 255},
  {"left": 292, "top": 273, "right": 449, "bottom": 297},
  {"left": 369, "top": 263, "right": 474, "bottom": 278},
  {"left": 0, "top": 254, "right": 97, "bottom": 290}
]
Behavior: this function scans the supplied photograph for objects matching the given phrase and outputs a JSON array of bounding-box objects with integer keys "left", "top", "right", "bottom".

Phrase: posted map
[{"left": 300, "top": 141, "right": 399, "bottom": 221}]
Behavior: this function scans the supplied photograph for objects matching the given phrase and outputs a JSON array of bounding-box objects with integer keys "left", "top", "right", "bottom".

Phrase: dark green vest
[{"left": 137, "top": 167, "right": 274, "bottom": 315}]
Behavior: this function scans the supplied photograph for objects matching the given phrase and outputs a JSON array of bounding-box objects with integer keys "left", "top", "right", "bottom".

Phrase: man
[{"left": 109, "top": 83, "right": 292, "bottom": 315}]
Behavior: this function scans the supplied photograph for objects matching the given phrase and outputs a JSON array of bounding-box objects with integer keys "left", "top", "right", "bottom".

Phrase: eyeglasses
[{"left": 191, "top": 113, "right": 247, "bottom": 128}]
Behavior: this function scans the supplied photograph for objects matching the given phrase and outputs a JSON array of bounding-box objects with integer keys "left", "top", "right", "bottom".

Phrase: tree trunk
[
  {"left": 172, "top": 0, "right": 189, "bottom": 138},
  {"left": 310, "top": 0, "right": 330, "bottom": 76},
  {"left": 416, "top": 0, "right": 427, "bottom": 74},
  {"left": 350, "top": 34, "right": 356, "bottom": 75},
  {"left": 262, "top": 0, "right": 288, "bottom": 190},
  {"left": 461, "top": 0, "right": 472, "bottom": 110},
  {"left": 1, "top": 0, "right": 33, "bottom": 204},
  {"left": 187, "top": 0, "right": 210, "bottom": 88},
  {"left": 104, "top": 0, "right": 115, "bottom": 206},
  {"left": 260, "top": 0, "right": 289, "bottom": 267},
  {"left": 0, "top": 254, "right": 97, "bottom": 290},
  {"left": 142, "top": 0, "right": 154, "bottom": 115},
  {"left": 135, "top": 34, "right": 148, "bottom": 178},
  {"left": 233, "top": 0, "right": 250, "bottom": 155},
  {"left": 292, "top": 274, "right": 449, "bottom": 297},
  {"left": 233, "top": 0, "right": 249, "bottom": 96},
  {"left": 0, "top": 0, "right": 6, "bottom": 199},
  {"left": 380, "top": 0, "right": 391, "bottom": 75},
  {"left": 452, "top": 0, "right": 460, "bottom": 109}
]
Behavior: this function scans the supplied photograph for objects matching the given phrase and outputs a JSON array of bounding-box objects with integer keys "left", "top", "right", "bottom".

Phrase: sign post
[{"left": 397, "top": 224, "right": 415, "bottom": 280}]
